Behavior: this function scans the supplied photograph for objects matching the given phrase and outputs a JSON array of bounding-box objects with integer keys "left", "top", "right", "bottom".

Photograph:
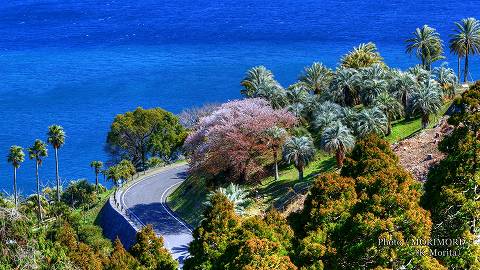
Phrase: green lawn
[
  {"left": 168, "top": 100, "right": 454, "bottom": 227},
  {"left": 386, "top": 101, "right": 452, "bottom": 143},
  {"left": 167, "top": 153, "right": 336, "bottom": 227}
]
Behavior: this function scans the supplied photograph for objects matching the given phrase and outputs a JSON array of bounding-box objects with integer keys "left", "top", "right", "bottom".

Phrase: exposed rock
[{"left": 393, "top": 116, "right": 453, "bottom": 181}]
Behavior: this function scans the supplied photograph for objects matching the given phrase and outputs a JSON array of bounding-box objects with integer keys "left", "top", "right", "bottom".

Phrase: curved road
[{"left": 121, "top": 164, "right": 193, "bottom": 266}]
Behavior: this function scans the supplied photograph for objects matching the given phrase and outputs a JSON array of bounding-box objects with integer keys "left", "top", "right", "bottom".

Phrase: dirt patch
[{"left": 392, "top": 117, "right": 453, "bottom": 181}]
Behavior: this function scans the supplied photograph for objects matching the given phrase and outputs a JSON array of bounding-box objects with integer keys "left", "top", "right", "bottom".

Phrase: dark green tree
[
  {"left": 130, "top": 225, "right": 178, "bottom": 270},
  {"left": 107, "top": 107, "right": 186, "bottom": 170},
  {"left": 107, "top": 238, "right": 142, "bottom": 270}
]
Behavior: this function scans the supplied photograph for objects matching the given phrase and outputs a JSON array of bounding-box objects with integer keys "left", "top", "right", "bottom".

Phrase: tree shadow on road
[{"left": 128, "top": 202, "right": 191, "bottom": 235}]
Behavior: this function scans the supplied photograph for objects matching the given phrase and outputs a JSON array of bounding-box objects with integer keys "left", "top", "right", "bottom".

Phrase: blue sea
[{"left": 1, "top": 0, "right": 479, "bottom": 195}]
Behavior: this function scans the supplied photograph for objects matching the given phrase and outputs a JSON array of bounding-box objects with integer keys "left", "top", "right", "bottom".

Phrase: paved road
[{"left": 121, "top": 164, "right": 193, "bottom": 267}]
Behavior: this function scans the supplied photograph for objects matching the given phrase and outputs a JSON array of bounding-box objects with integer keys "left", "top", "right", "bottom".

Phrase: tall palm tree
[
  {"left": 28, "top": 139, "right": 48, "bottom": 221},
  {"left": 433, "top": 63, "right": 458, "bottom": 98},
  {"left": 47, "top": 125, "right": 65, "bottom": 202},
  {"left": 265, "top": 127, "right": 288, "bottom": 181},
  {"left": 355, "top": 107, "right": 388, "bottom": 137},
  {"left": 283, "top": 136, "right": 316, "bottom": 181},
  {"left": 450, "top": 18, "right": 480, "bottom": 83},
  {"left": 373, "top": 91, "right": 404, "bottom": 135},
  {"left": 90, "top": 161, "right": 104, "bottom": 192},
  {"left": 449, "top": 39, "right": 465, "bottom": 82},
  {"left": 321, "top": 122, "right": 355, "bottom": 168},
  {"left": 410, "top": 82, "right": 443, "bottom": 128},
  {"left": 7, "top": 146, "right": 25, "bottom": 207},
  {"left": 299, "top": 62, "right": 333, "bottom": 95},
  {"left": 406, "top": 25, "right": 445, "bottom": 70}
]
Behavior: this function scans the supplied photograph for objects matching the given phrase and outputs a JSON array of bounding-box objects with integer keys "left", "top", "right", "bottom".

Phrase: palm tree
[
  {"left": 286, "top": 82, "right": 309, "bottom": 104},
  {"left": 406, "top": 25, "right": 444, "bottom": 70},
  {"left": 389, "top": 72, "right": 417, "bottom": 108},
  {"left": 7, "top": 146, "right": 25, "bottom": 207},
  {"left": 450, "top": 18, "right": 480, "bottom": 83},
  {"left": 373, "top": 91, "right": 404, "bottom": 135},
  {"left": 340, "top": 42, "right": 384, "bottom": 68},
  {"left": 449, "top": 39, "right": 465, "bottom": 82},
  {"left": 433, "top": 63, "right": 458, "bottom": 98},
  {"left": 28, "top": 139, "right": 48, "bottom": 221},
  {"left": 106, "top": 166, "right": 121, "bottom": 187},
  {"left": 241, "top": 66, "right": 279, "bottom": 97},
  {"left": 299, "top": 62, "right": 333, "bottom": 95},
  {"left": 312, "top": 102, "right": 344, "bottom": 132},
  {"left": 118, "top": 159, "right": 136, "bottom": 182},
  {"left": 330, "top": 68, "right": 361, "bottom": 106},
  {"left": 265, "top": 127, "right": 288, "bottom": 181},
  {"left": 283, "top": 136, "right": 316, "bottom": 181},
  {"left": 206, "top": 183, "right": 249, "bottom": 215},
  {"left": 407, "top": 65, "right": 432, "bottom": 85},
  {"left": 240, "top": 66, "right": 287, "bottom": 108},
  {"left": 47, "top": 125, "right": 65, "bottom": 202},
  {"left": 410, "top": 82, "right": 443, "bottom": 128},
  {"left": 90, "top": 161, "right": 104, "bottom": 192},
  {"left": 359, "top": 78, "right": 388, "bottom": 105},
  {"left": 355, "top": 107, "right": 388, "bottom": 137},
  {"left": 321, "top": 122, "right": 355, "bottom": 168}
]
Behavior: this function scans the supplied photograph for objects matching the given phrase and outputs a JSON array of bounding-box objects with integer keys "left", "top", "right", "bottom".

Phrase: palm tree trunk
[
  {"left": 298, "top": 166, "right": 304, "bottom": 182},
  {"left": 36, "top": 162, "right": 42, "bottom": 221},
  {"left": 335, "top": 150, "right": 345, "bottom": 168},
  {"left": 457, "top": 56, "right": 461, "bottom": 82},
  {"left": 422, "top": 114, "right": 429, "bottom": 129},
  {"left": 273, "top": 151, "right": 279, "bottom": 181},
  {"left": 386, "top": 118, "right": 392, "bottom": 136},
  {"left": 95, "top": 172, "right": 99, "bottom": 192},
  {"left": 464, "top": 54, "right": 469, "bottom": 83},
  {"left": 13, "top": 167, "right": 17, "bottom": 207},
  {"left": 55, "top": 147, "right": 60, "bottom": 202}
]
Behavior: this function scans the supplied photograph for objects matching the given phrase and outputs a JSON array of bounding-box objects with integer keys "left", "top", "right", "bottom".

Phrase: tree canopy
[
  {"left": 106, "top": 107, "right": 187, "bottom": 170},
  {"left": 185, "top": 98, "right": 296, "bottom": 185}
]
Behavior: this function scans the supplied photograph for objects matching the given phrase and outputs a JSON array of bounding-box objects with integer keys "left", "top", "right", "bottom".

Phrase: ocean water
[{"left": 1, "top": 0, "right": 479, "bottom": 195}]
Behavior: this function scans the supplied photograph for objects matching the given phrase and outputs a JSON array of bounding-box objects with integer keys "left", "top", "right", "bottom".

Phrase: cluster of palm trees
[
  {"left": 406, "top": 17, "right": 480, "bottom": 83},
  {"left": 6, "top": 125, "right": 65, "bottom": 220},
  {"left": 241, "top": 40, "right": 460, "bottom": 180},
  {"left": 105, "top": 159, "right": 136, "bottom": 186}
]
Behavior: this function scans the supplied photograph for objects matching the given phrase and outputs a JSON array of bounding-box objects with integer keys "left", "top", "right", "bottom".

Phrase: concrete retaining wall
[{"left": 98, "top": 197, "right": 137, "bottom": 249}]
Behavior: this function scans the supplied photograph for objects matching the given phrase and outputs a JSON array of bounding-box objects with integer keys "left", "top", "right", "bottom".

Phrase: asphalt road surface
[{"left": 121, "top": 164, "right": 193, "bottom": 267}]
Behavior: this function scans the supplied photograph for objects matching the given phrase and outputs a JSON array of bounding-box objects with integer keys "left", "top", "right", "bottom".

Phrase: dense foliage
[
  {"left": 106, "top": 107, "right": 187, "bottom": 170},
  {"left": 422, "top": 82, "right": 480, "bottom": 268},
  {"left": 185, "top": 193, "right": 296, "bottom": 270},
  {"left": 292, "top": 135, "right": 444, "bottom": 269},
  {"left": 0, "top": 181, "right": 176, "bottom": 270},
  {"left": 185, "top": 98, "right": 296, "bottom": 185}
]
